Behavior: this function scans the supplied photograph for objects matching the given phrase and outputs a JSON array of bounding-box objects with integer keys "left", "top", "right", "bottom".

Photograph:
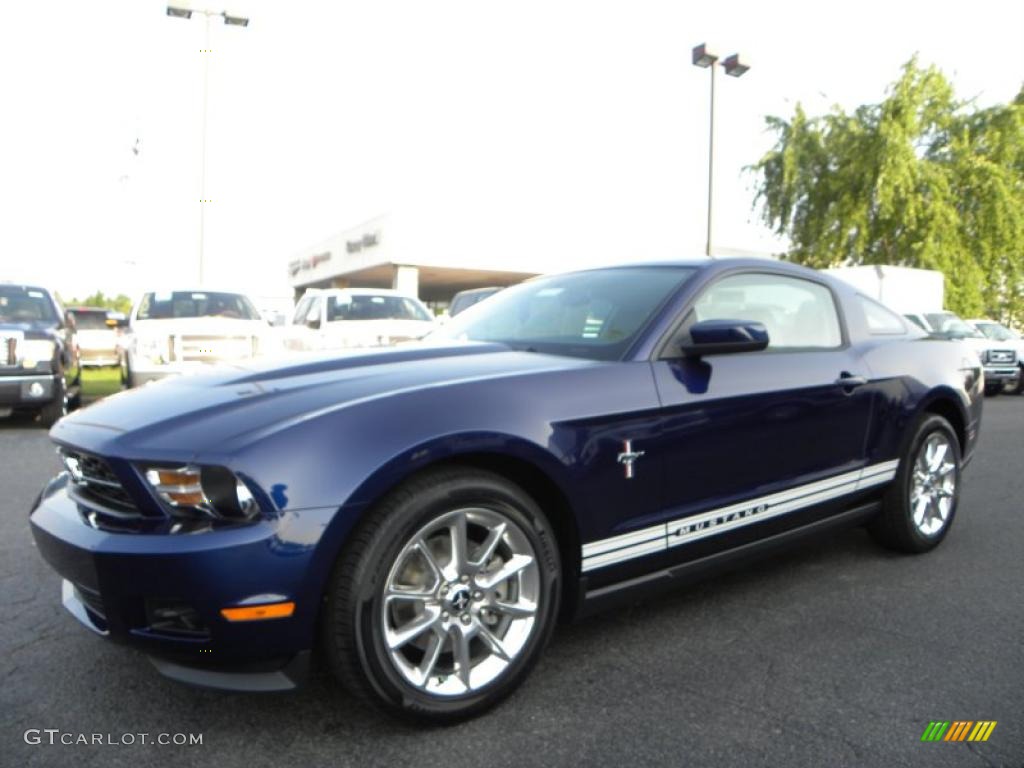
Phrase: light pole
[
  {"left": 167, "top": 4, "right": 250, "bottom": 284},
  {"left": 692, "top": 43, "right": 750, "bottom": 258}
]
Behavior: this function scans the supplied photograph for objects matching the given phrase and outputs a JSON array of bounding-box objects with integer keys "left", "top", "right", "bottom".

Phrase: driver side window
[{"left": 691, "top": 273, "right": 842, "bottom": 350}]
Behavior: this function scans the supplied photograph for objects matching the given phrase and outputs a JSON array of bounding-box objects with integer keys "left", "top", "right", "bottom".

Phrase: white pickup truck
[
  {"left": 283, "top": 288, "right": 436, "bottom": 352},
  {"left": 904, "top": 311, "right": 1020, "bottom": 396},
  {"left": 122, "top": 289, "right": 271, "bottom": 387},
  {"left": 968, "top": 318, "right": 1024, "bottom": 395}
]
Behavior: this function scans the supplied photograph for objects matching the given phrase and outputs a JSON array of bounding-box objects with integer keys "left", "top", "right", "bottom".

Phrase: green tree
[
  {"left": 62, "top": 291, "right": 133, "bottom": 315},
  {"left": 752, "top": 58, "right": 1024, "bottom": 325}
]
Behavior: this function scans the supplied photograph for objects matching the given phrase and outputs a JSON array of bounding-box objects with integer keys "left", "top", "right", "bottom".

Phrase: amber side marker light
[{"left": 220, "top": 602, "right": 295, "bottom": 622}]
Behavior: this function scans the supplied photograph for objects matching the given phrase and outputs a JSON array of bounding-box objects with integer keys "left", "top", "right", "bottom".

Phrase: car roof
[
  {"left": 136, "top": 288, "right": 253, "bottom": 295},
  {"left": 0, "top": 282, "right": 52, "bottom": 294},
  {"left": 565, "top": 257, "right": 852, "bottom": 288},
  {"left": 302, "top": 287, "right": 422, "bottom": 299}
]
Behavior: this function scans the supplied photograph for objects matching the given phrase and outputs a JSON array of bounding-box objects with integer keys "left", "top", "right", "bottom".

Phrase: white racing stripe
[{"left": 581, "top": 459, "right": 900, "bottom": 572}]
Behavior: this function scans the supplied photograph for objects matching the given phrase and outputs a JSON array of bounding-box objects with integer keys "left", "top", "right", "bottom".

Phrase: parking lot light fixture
[
  {"left": 166, "top": 4, "right": 250, "bottom": 284},
  {"left": 692, "top": 42, "right": 751, "bottom": 258},
  {"left": 692, "top": 43, "right": 717, "bottom": 68},
  {"left": 723, "top": 54, "right": 750, "bottom": 78}
]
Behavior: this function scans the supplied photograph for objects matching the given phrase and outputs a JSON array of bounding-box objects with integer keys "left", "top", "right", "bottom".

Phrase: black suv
[{"left": 0, "top": 284, "right": 80, "bottom": 426}]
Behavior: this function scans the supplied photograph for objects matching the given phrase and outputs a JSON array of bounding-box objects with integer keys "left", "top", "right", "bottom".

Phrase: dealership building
[{"left": 287, "top": 214, "right": 539, "bottom": 303}]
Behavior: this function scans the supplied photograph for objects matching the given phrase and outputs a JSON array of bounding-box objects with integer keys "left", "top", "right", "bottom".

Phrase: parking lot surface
[{"left": 2, "top": 398, "right": 1022, "bottom": 767}]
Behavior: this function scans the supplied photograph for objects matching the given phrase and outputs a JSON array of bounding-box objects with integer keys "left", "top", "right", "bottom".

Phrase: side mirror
[
  {"left": 306, "top": 317, "right": 321, "bottom": 330},
  {"left": 64, "top": 311, "right": 77, "bottom": 330},
  {"left": 681, "top": 319, "right": 769, "bottom": 357}
]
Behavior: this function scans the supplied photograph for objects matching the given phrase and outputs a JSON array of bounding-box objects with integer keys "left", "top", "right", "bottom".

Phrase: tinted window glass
[
  {"left": 327, "top": 295, "right": 432, "bottom": 322},
  {"left": 70, "top": 310, "right": 111, "bottom": 330},
  {"left": 0, "top": 286, "right": 57, "bottom": 323},
  {"left": 450, "top": 288, "right": 501, "bottom": 317},
  {"left": 292, "top": 296, "right": 313, "bottom": 325},
  {"left": 431, "top": 267, "right": 696, "bottom": 361},
  {"left": 137, "top": 292, "right": 260, "bottom": 320},
  {"left": 975, "top": 322, "right": 1017, "bottom": 341},
  {"left": 692, "top": 273, "right": 842, "bottom": 349},
  {"left": 857, "top": 296, "right": 906, "bottom": 335},
  {"left": 923, "top": 312, "right": 983, "bottom": 339},
  {"left": 904, "top": 314, "right": 928, "bottom": 330}
]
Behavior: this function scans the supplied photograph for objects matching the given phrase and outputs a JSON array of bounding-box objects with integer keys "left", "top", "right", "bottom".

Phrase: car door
[
  {"left": 54, "top": 298, "right": 80, "bottom": 390},
  {"left": 286, "top": 295, "right": 321, "bottom": 351},
  {"left": 649, "top": 270, "right": 874, "bottom": 557}
]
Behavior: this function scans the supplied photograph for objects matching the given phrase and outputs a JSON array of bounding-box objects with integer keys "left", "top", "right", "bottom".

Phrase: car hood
[
  {"left": 52, "top": 342, "right": 597, "bottom": 456},
  {"left": 957, "top": 336, "right": 1015, "bottom": 354},
  {"left": 131, "top": 317, "right": 269, "bottom": 337},
  {"left": 76, "top": 329, "right": 118, "bottom": 347},
  {"left": 320, "top": 318, "right": 436, "bottom": 341},
  {"left": 0, "top": 321, "right": 60, "bottom": 340}
]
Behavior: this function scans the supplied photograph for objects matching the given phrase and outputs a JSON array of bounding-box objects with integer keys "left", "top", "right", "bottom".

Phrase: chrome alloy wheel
[
  {"left": 910, "top": 432, "right": 957, "bottom": 536},
  {"left": 380, "top": 507, "right": 541, "bottom": 697}
]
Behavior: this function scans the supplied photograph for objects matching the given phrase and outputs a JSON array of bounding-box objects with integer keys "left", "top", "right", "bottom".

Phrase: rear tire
[
  {"left": 322, "top": 467, "right": 561, "bottom": 723},
  {"left": 868, "top": 414, "right": 960, "bottom": 553}
]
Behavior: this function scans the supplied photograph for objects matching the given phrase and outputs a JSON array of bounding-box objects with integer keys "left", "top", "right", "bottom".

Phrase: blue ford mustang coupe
[{"left": 30, "top": 259, "right": 982, "bottom": 721}]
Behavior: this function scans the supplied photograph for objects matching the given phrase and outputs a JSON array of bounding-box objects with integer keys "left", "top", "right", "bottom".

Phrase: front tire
[
  {"left": 1007, "top": 366, "right": 1024, "bottom": 395},
  {"left": 322, "top": 467, "right": 561, "bottom": 723},
  {"left": 37, "top": 375, "right": 68, "bottom": 428},
  {"left": 868, "top": 414, "right": 961, "bottom": 553}
]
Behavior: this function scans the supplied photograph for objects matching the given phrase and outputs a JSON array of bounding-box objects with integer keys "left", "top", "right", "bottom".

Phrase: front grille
[
  {"left": 175, "top": 335, "right": 255, "bottom": 363},
  {"left": 987, "top": 349, "right": 1017, "bottom": 365},
  {"left": 60, "top": 448, "right": 139, "bottom": 514},
  {"left": 2, "top": 336, "right": 15, "bottom": 366},
  {"left": 74, "top": 583, "right": 106, "bottom": 621}
]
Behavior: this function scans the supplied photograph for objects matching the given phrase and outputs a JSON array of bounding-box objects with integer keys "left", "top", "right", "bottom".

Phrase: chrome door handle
[{"left": 835, "top": 373, "right": 868, "bottom": 388}]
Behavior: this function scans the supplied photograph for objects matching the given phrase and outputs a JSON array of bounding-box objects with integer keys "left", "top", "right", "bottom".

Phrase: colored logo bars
[{"left": 921, "top": 721, "right": 997, "bottom": 742}]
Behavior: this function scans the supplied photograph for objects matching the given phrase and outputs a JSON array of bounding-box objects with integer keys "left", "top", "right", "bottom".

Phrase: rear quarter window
[{"left": 858, "top": 296, "right": 908, "bottom": 335}]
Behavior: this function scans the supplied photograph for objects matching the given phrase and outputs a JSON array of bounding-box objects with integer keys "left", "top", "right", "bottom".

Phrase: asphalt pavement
[{"left": 2, "top": 397, "right": 1022, "bottom": 768}]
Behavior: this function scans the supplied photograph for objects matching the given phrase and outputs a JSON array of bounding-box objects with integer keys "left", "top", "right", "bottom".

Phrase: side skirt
[{"left": 573, "top": 500, "right": 881, "bottom": 619}]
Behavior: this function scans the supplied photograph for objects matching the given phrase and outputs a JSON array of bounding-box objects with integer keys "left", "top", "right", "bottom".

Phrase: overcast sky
[{"left": 1, "top": 0, "right": 1022, "bottom": 302}]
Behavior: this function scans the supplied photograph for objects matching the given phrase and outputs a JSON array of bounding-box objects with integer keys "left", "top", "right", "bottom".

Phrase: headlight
[
  {"left": 143, "top": 465, "right": 259, "bottom": 521},
  {"left": 21, "top": 339, "right": 56, "bottom": 367},
  {"left": 136, "top": 335, "right": 170, "bottom": 364}
]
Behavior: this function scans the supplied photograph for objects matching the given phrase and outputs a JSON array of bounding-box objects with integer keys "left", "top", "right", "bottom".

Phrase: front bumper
[
  {"left": 128, "top": 357, "right": 253, "bottom": 386},
  {"left": 0, "top": 372, "right": 56, "bottom": 407},
  {"left": 29, "top": 478, "right": 336, "bottom": 689},
  {"left": 983, "top": 365, "right": 1019, "bottom": 383},
  {"left": 80, "top": 350, "right": 120, "bottom": 367}
]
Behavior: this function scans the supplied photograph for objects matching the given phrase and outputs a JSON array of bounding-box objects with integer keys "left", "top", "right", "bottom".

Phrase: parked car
[
  {"left": 284, "top": 288, "right": 435, "bottom": 352},
  {"left": 31, "top": 259, "right": 982, "bottom": 722},
  {"left": 449, "top": 286, "right": 502, "bottom": 317},
  {"left": 967, "top": 318, "right": 1024, "bottom": 395},
  {"left": 904, "top": 311, "right": 1019, "bottom": 396},
  {"left": 122, "top": 289, "right": 270, "bottom": 387},
  {"left": 0, "top": 283, "right": 81, "bottom": 426},
  {"left": 66, "top": 307, "right": 122, "bottom": 368}
]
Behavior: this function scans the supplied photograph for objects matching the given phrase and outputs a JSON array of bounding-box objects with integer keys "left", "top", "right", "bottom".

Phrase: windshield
[
  {"left": 137, "top": 291, "right": 261, "bottom": 321},
  {"left": 326, "top": 294, "right": 432, "bottom": 322},
  {"left": 70, "top": 310, "right": 111, "bottom": 330},
  {"left": 924, "top": 312, "right": 983, "bottom": 339},
  {"left": 974, "top": 322, "right": 1018, "bottom": 342},
  {"left": 0, "top": 285, "right": 57, "bottom": 324},
  {"left": 429, "top": 266, "right": 697, "bottom": 360}
]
